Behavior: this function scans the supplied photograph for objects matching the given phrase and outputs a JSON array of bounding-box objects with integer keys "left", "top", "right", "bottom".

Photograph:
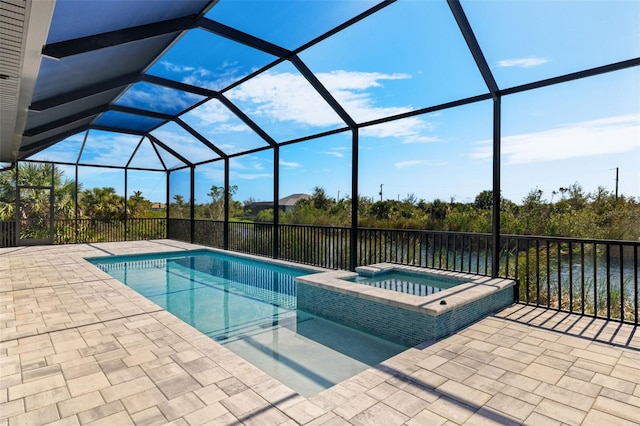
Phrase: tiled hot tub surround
[{"left": 296, "top": 263, "right": 515, "bottom": 346}]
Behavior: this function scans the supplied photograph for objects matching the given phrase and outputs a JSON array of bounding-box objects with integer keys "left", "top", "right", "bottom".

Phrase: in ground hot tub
[
  {"left": 296, "top": 263, "right": 515, "bottom": 346},
  {"left": 348, "top": 266, "right": 468, "bottom": 296}
]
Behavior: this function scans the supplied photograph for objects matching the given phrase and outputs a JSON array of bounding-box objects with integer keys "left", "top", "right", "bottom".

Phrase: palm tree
[
  {"left": 171, "top": 194, "right": 186, "bottom": 219},
  {"left": 128, "top": 190, "right": 151, "bottom": 218},
  {"left": 79, "top": 187, "right": 125, "bottom": 221},
  {"left": 0, "top": 163, "right": 79, "bottom": 240},
  {"left": 1, "top": 163, "right": 77, "bottom": 218},
  {"left": 0, "top": 165, "right": 16, "bottom": 221}
]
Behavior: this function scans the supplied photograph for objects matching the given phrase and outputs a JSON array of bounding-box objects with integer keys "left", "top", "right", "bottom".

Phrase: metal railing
[
  {"left": 501, "top": 235, "right": 638, "bottom": 325},
  {"left": 278, "top": 224, "right": 351, "bottom": 270},
  {"left": 356, "top": 228, "right": 493, "bottom": 274},
  {"left": 229, "top": 221, "right": 273, "bottom": 257},
  {"left": 55, "top": 218, "right": 166, "bottom": 243},
  {"left": 0, "top": 220, "right": 17, "bottom": 248},
  {"left": 0, "top": 218, "right": 166, "bottom": 246},
  {"left": 2, "top": 218, "right": 638, "bottom": 325}
]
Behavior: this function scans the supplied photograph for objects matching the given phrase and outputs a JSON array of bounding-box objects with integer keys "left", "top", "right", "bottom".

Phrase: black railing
[
  {"left": 0, "top": 220, "right": 17, "bottom": 248},
  {"left": 228, "top": 221, "right": 273, "bottom": 256},
  {"left": 356, "top": 228, "right": 493, "bottom": 275},
  {"left": 192, "top": 219, "right": 224, "bottom": 248},
  {"left": 0, "top": 219, "right": 166, "bottom": 246},
  {"left": 501, "top": 235, "right": 638, "bottom": 325},
  {"left": 2, "top": 218, "right": 638, "bottom": 325},
  {"left": 279, "top": 224, "right": 351, "bottom": 270},
  {"left": 55, "top": 218, "right": 166, "bottom": 243},
  {"left": 167, "top": 218, "right": 191, "bottom": 242}
]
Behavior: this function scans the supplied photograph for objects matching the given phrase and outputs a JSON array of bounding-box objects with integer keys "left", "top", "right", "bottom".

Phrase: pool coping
[
  {"left": 296, "top": 262, "right": 516, "bottom": 316},
  {"left": 85, "top": 246, "right": 329, "bottom": 275}
]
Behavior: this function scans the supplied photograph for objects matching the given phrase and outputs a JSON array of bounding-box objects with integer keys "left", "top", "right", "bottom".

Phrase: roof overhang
[{"left": 0, "top": 0, "right": 55, "bottom": 163}]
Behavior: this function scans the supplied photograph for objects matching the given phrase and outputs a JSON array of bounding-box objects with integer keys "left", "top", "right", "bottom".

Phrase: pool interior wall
[{"left": 296, "top": 263, "right": 516, "bottom": 347}]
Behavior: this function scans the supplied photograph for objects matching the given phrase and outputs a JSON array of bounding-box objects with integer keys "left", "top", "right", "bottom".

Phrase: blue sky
[{"left": 32, "top": 0, "right": 639, "bottom": 205}]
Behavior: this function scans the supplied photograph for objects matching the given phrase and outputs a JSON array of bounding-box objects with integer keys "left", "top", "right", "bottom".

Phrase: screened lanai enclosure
[{"left": 1, "top": 0, "right": 639, "bottom": 324}]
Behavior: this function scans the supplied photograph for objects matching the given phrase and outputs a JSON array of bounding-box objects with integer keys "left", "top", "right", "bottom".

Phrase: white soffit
[{"left": 0, "top": 0, "right": 55, "bottom": 162}]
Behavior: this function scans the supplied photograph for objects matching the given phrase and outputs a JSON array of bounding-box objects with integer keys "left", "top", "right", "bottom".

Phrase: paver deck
[{"left": 1, "top": 240, "right": 638, "bottom": 425}]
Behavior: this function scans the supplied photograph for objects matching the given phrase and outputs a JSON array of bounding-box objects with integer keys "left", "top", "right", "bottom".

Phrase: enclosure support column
[
  {"left": 350, "top": 128, "right": 359, "bottom": 271},
  {"left": 75, "top": 164, "right": 79, "bottom": 243},
  {"left": 491, "top": 96, "right": 501, "bottom": 278},
  {"left": 190, "top": 166, "right": 195, "bottom": 244},
  {"left": 124, "top": 169, "right": 128, "bottom": 241},
  {"left": 273, "top": 145, "right": 280, "bottom": 259},
  {"left": 166, "top": 171, "right": 171, "bottom": 239},
  {"left": 223, "top": 159, "right": 229, "bottom": 250},
  {"left": 76, "top": 129, "right": 89, "bottom": 244},
  {"left": 448, "top": 0, "right": 501, "bottom": 279},
  {"left": 49, "top": 165, "right": 54, "bottom": 243},
  {"left": 14, "top": 162, "right": 19, "bottom": 244}
]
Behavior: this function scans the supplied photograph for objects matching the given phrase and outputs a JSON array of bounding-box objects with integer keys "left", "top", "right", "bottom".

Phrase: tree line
[
  {"left": 0, "top": 163, "right": 163, "bottom": 222},
  {"left": 2, "top": 164, "right": 638, "bottom": 241},
  {"left": 255, "top": 184, "right": 639, "bottom": 241}
]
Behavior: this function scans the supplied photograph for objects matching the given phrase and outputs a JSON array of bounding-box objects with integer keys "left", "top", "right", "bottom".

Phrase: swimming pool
[{"left": 89, "top": 250, "right": 407, "bottom": 397}]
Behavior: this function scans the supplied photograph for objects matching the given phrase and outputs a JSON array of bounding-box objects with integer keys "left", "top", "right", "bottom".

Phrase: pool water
[
  {"left": 349, "top": 271, "right": 467, "bottom": 296},
  {"left": 91, "top": 250, "right": 407, "bottom": 397}
]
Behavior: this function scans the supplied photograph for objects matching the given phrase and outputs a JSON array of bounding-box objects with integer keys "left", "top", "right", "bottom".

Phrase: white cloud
[
  {"left": 196, "top": 164, "right": 224, "bottom": 182},
  {"left": 280, "top": 159, "right": 302, "bottom": 168},
  {"left": 234, "top": 173, "right": 272, "bottom": 180},
  {"left": 321, "top": 72, "right": 415, "bottom": 124},
  {"left": 360, "top": 117, "right": 440, "bottom": 144},
  {"left": 229, "top": 155, "right": 271, "bottom": 174},
  {"left": 160, "top": 60, "right": 242, "bottom": 91},
  {"left": 217, "top": 124, "right": 249, "bottom": 133},
  {"left": 160, "top": 61, "right": 195, "bottom": 73},
  {"left": 121, "top": 86, "right": 201, "bottom": 112},
  {"left": 224, "top": 70, "right": 439, "bottom": 144},
  {"left": 186, "top": 101, "right": 252, "bottom": 135},
  {"left": 31, "top": 134, "right": 84, "bottom": 164},
  {"left": 151, "top": 66, "right": 437, "bottom": 145},
  {"left": 216, "top": 143, "right": 236, "bottom": 151},
  {"left": 469, "top": 114, "right": 640, "bottom": 165},
  {"left": 497, "top": 57, "right": 550, "bottom": 68},
  {"left": 188, "top": 101, "right": 233, "bottom": 125},
  {"left": 229, "top": 157, "right": 247, "bottom": 170},
  {"left": 318, "top": 70, "right": 410, "bottom": 91},
  {"left": 228, "top": 72, "right": 342, "bottom": 127},
  {"left": 252, "top": 160, "right": 266, "bottom": 171},
  {"left": 79, "top": 133, "right": 142, "bottom": 166},
  {"left": 228, "top": 154, "right": 273, "bottom": 183},
  {"left": 320, "top": 151, "right": 344, "bottom": 158}
]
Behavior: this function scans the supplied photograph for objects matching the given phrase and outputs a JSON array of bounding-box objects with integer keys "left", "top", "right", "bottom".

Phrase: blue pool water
[
  {"left": 90, "top": 250, "right": 407, "bottom": 396},
  {"left": 349, "top": 271, "right": 467, "bottom": 296}
]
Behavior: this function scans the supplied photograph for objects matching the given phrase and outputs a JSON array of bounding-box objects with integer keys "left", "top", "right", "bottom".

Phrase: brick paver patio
[{"left": 1, "top": 241, "right": 638, "bottom": 425}]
